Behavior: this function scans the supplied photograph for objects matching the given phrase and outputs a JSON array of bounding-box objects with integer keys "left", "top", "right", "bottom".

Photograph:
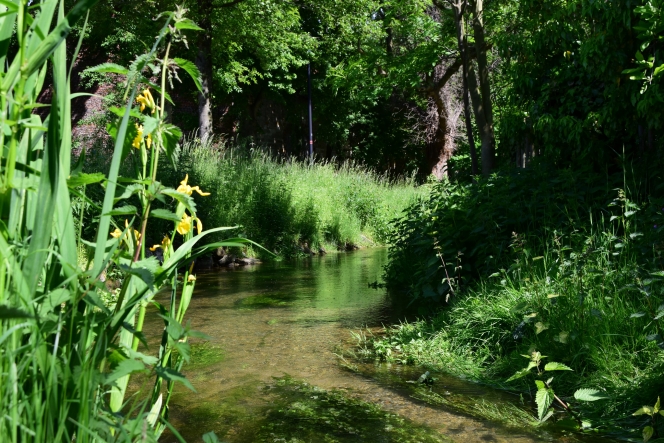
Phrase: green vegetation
[
  {"left": 374, "top": 166, "right": 664, "bottom": 437},
  {"left": 0, "top": 3, "right": 240, "bottom": 441},
  {"left": 155, "top": 140, "right": 424, "bottom": 256},
  {"left": 175, "top": 376, "right": 450, "bottom": 443}
]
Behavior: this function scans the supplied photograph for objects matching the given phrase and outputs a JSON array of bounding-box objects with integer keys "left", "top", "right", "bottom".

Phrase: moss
[
  {"left": 256, "top": 376, "right": 451, "bottom": 443},
  {"left": 184, "top": 341, "right": 225, "bottom": 371},
  {"left": 235, "top": 292, "right": 298, "bottom": 309}
]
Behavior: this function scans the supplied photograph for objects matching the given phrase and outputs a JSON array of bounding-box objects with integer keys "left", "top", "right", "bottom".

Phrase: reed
[{"left": 0, "top": 3, "right": 232, "bottom": 441}]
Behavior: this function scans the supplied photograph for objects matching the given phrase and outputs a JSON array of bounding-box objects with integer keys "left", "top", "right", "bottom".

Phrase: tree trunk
[
  {"left": 471, "top": 0, "right": 495, "bottom": 175},
  {"left": 196, "top": 1, "right": 213, "bottom": 143},
  {"left": 467, "top": 64, "right": 493, "bottom": 175},
  {"left": 453, "top": 1, "right": 478, "bottom": 176},
  {"left": 428, "top": 90, "right": 455, "bottom": 180}
]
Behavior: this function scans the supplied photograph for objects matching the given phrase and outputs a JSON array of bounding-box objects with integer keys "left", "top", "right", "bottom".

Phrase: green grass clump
[{"left": 155, "top": 139, "right": 426, "bottom": 256}]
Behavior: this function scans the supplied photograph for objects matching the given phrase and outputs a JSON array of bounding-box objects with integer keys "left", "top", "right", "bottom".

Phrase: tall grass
[
  {"left": 154, "top": 139, "right": 426, "bottom": 256},
  {"left": 0, "top": 3, "right": 230, "bottom": 441}
]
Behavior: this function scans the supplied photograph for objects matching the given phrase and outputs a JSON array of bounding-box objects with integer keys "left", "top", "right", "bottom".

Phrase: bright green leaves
[
  {"left": 534, "top": 382, "right": 554, "bottom": 422},
  {"left": 173, "top": 58, "right": 202, "bottom": 92},
  {"left": 543, "top": 362, "right": 572, "bottom": 372},
  {"left": 573, "top": 388, "right": 609, "bottom": 402}
]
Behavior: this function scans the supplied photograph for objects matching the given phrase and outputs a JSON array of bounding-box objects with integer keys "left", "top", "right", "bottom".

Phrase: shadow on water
[{"left": 147, "top": 249, "right": 616, "bottom": 443}]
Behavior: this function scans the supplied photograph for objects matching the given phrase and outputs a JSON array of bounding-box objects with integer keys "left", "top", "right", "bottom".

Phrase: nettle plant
[
  {"left": 0, "top": 2, "right": 243, "bottom": 441},
  {"left": 633, "top": 397, "right": 664, "bottom": 443},
  {"left": 507, "top": 351, "right": 608, "bottom": 427}
]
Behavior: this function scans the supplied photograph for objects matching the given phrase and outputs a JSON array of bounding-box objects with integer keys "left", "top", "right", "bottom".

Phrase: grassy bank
[
  {"left": 152, "top": 139, "right": 426, "bottom": 256},
  {"left": 372, "top": 165, "right": 664, "bottom": 438}
]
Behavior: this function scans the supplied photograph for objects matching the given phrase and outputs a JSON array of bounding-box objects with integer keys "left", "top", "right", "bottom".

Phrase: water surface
[{"left": 149, "top": 249, "right": 611, "bottom": 442}]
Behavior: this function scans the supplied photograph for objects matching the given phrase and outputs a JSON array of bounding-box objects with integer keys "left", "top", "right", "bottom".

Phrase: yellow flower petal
[
  {"left": 110, "top": 228, "right": 122, "bottom": 239},
  {"left": 195, "top": 217, "right": 203, "bottom": 234},
  {"left": 192, "top": 186, "right": 211, "bottom": 197},
  {"left": 149, "top": 244, "right": 161, "bottom": 251},
  {"left": 187, "top": 275, "right": 197, "bottom": 282},
  {"left": 132, "top": 124, "right": 144, "bottom": 149},
  {"left": 146, "top": 133, "right": 152, "bottom": 149},
  {"left": 161, "top": 235, "right": 171, "bottom": 248},
  {"left": 177, "top": 213, "right": 192, "bottom": 235}
]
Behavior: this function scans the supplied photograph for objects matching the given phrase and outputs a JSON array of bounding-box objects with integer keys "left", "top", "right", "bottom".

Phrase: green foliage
[
  {"left": 152, "top": 139, "right": 425, "bottom": 256},
  {"left": 0, "top": 3, "right": 236, "bottom": 440}
]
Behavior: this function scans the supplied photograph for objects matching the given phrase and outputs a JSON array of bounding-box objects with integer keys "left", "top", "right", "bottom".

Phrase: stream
[{"left": 147, "top": 248, "right": 613, "bottom": 443}]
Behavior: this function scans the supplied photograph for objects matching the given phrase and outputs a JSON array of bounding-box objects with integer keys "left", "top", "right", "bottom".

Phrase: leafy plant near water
[
  {"left": 0, "top": 2, "right": 235, "bottom": 440},
  {"left": 506, "top": 351, "right": 608, "bottom": 426}
]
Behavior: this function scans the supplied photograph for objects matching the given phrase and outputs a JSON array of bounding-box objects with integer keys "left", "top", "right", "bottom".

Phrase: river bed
[{"left": 146, "top": 248, "right": 613, "bottom": 443}]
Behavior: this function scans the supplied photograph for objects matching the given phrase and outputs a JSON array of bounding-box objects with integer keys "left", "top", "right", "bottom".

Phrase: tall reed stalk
[{"left": 0, "top": 2, "right": 239, "bottom": 441}]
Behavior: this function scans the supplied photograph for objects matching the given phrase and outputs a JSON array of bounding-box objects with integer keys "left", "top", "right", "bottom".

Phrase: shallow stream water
[{"left": 146, "top": 248, "right": 614, "bottom": 443}]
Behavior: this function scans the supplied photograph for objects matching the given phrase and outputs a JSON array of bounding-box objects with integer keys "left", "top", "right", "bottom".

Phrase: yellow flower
[
  {"left": 110, "top": 228, "right": 122, "bottom": 239},
  {"left": 187, "top": 275, "right": 197, "bottom": 282},
  {"left": 177, "top": 174, "right": 211, "bottom": 196},
  {"left": 149, "top": 244, "right": 160, "bottom": 251},
  {"left": 177, "top": 213, "right": 192, "bottom": 235},
  {"left": 146, "top": 133, "right": 152, "bottom": 149},
  {"left": 195, "top": 217, "right": 203, "bottom": 234},
  {"left": 161, "top": 235, "right": 171, "bottom": 248},
  {"left": 136, "top": 88, "right": 157, "bottom": 114},
  {"left": 132, "top": 124, "right": 144, "bottom": 149}
]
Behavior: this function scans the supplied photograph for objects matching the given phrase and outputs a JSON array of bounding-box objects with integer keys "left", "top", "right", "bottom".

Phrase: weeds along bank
[
  {"left": 89, "top": 139, "right": 426, "bottom": 257},
  {"left": 373, "top": 165, "right": 664, "bottom": 436}
]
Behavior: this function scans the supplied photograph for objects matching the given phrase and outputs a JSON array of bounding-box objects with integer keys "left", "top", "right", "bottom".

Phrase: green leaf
[
  {"left": 544, "top": 362, "right": 573, "bottom": 372},
  {"left": 506, "top": 368, "right": 531, "bottom": 382},
  {"left": 150, "top": 208, "right": 181, "bottom": 222},
  {"left": 119, "top": 257, "right": 159, "bottom": 289},
  {"left": 535, "top": 322, "right": 549, "bottom": 335},
  {"left": 173, "top": 58, "right": 202, "bottom": 92},
  {"left": 202, "top": 432, "right": 221, "bottom": 443},
  {"left": 643, "top": 426, "right": 654, "bottom": 443},
  {"left": 67, "top": 172, "right": 105, "bottom": 187},
  {"left": 574, "top": 388, "right": 609, "bottom": 402},
  {"left": 84, "top": 62, "right": 128, "bottom": 76},
  {"left": 38, "top": 289, "right": 70, "bottom": 317},
  {"left": 536, "top": 388, "right": 554, "bottom": 421},
  {"left": 0, "top": 0, "right": 18, "bottom": 13},
  {"left": 161, "top": 188, "right": 196, "bottom": 214},
  {"left": 105, "top": 359, "right": 145, "bottom": 385},
  {"left": 175, "top": 18, "right": 203, "bottom": 31},
  {"left": 534, "top": 380, "right": 546, "bottom": 390},
  {"left": 0, "top": 305, "right": 33, "bottom": 319},
  {"left": 634, "top": 406, "right": 655, "bottom": 416},
  {"left": 105, "top": 205, "right": 137, "bottom": 216},
  {"left": 155, "top": 366, "right": 195, "bottom": 391}
]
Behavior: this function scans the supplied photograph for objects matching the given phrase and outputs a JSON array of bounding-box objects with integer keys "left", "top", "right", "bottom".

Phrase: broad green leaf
[
  {"left": 544, "top": 362, "right": 573, "bottom": 372},
  {"left": 119, "top": 257, "right": 159, "bottom": 289},
  {"left": 105, "top": 205, "right": 138, "bottom": 216},
  {"left": 506, "top": 368, "right": 531, "bottom": 382},
  {"left": 175, "top": 18, "right": 203, "bottom": 31},
  {"left": 202, "top": 432, "right": 221, "bottom": 443},
  {"left": 535, "top": 322, "right": 549, "bottom": 335},
  {"left": 633, "top": 406, "right": 654, "bottom": 416},
  {"left": 173, "top": 57, "right": 202, "bottom": 92},
  {"left": 643, "top": 426, "right": 654, "bottom": 443},
  {"left": 67, "top": 172, "right": 105, "bottom": 187},
  {"left": 574, "top": 388, "right": 608, "bottom": 402},
  {"left": 161, "top": 188, "right": 196, "bottom": 215},
  {"left": 84, "top": 62, "right": 128, "bottom": 75},
  {"left": 104, "top": 359, "right": 146, "bottom": 385},
  {"left": 150, "top": 208, "right": 181, "bottom": 222},
  {"left": 535, "top": 388, "right": 554, "bottom": 421},
  {"left": 155, "top": 366, "right": 195, "bottom": 391}
]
